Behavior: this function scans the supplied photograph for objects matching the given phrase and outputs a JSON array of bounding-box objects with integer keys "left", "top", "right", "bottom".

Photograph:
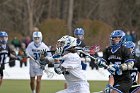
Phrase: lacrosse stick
[
  {"left": 77, "top": 50, "right": 108, "bottom": 69},
  {"left": 93, "top": 91, "right": 104, "bottom": 93},
  {"left": 4, "top": 60, "right": 16, "bottom": 64},
  {"left": 77, "top": 50, "right": 121, "bottom": 75},
  {"left": 131, "top": 84, "right": 140, "bottom": 88},
  {"left": 26, "top": 52, "right": 54, "bottom": 78}
]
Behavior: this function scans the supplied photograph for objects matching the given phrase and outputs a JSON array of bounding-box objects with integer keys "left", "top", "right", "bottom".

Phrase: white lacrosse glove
[
  {"left": 55, "top": 47, "right": 63, "bottom": 54},
  {"left": 96, "top": 57, "right": 107, "bottom": 68},
  {"left": 54, "top": 63, "right": 63, "bottom": 74},
  {"left": 85, "top": 56, "right": 91, "bottom": 62},
  {"left": 107, "top": 64, "right": 116, "bottom": 75}
]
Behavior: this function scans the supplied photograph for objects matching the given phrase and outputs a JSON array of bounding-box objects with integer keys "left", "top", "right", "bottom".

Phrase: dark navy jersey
[
  {"left": 0, "top": 44, "right": 10, "bottom": 69},
  {"left": 77, "top": 39, "right": 86, "bottom": 57},
  {"left": 103, "top": 45, "right": 134, "bottom": 84},
  {"left": 77, "top": 39, "right": 86, "bottom": 48},
  {"left": 130, "top": 67, "right": 138, "bottom": 84},
  {"left": 130, "top": 55, "right": 140, "bottom": 84}
]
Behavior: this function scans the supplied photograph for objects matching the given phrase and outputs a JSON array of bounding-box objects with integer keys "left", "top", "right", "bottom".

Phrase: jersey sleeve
[
  {"left": 122, "top": 46, "right": 135, "bottom": 62},
  {"left": 26, "top": 43, "right": 32, "bottom": 56},
  {"left": 103, "top": 48, "right": 109, "bottom": 65}
]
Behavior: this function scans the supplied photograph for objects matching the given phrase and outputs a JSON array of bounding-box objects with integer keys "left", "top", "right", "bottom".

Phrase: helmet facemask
[
  {"left": 33, "top": 31, "right": 42, "bottom": 47},
  {"left": 0, "top": 31, "right": 8, "bottom": 44},
  {"left": 110, "top": 30, "right": 126, "bottom": 53},
  {"left": 110, "top": 30, "right": 126, "bottom": 47},
  {"left": 56, "top": 35, "right": 77, "bottom": 54},
  {"left": 74, "top": 28, "right": 84, "bottom": 40}
]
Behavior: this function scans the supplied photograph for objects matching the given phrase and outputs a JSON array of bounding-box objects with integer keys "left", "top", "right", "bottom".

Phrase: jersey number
[{"left": 33, "top": 53, "right": 40, "bottom": 60}]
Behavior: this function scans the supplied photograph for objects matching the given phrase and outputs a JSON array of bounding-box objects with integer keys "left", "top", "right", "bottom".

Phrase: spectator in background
[
  {"left": 131, "top": 30, "right": 137, "bottom": 43},
  {"left": 125, "top": 31, "right": 133, "bottom": 41},
  {"left": 18, "top": 42, "right": 27, "bottom": 68},
  {"left": 24, "top": 36, "right": 31, "bottom": 48},
  {"left": 11, "top": 37, "right": 21, "bottom": 50}
]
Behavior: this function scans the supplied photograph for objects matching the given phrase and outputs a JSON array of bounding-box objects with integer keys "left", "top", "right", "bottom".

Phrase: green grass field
[{"left": 0, "top": 80, "right": 107, "bottom": 93}]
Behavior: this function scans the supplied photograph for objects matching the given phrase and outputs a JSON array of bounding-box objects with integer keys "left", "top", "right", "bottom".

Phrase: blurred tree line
[{"left": 0, "top": 0, "right": 140, "bottom": 47}]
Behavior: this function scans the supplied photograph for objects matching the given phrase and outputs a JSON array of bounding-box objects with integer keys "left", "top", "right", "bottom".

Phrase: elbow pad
[
  {"left": 121, "top": 61, "right": 134, "bottom": 70},
  {"left": 45, "top": 57, "right": 54, "bottom": 63}
]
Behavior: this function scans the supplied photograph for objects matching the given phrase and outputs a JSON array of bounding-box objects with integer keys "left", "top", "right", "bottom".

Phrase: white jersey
[
  {"left": 26, "top": 41, "right": 52, "bottom": 68},
  {"left": 57, "top": 53, "right": 90, "bottom": 93}
]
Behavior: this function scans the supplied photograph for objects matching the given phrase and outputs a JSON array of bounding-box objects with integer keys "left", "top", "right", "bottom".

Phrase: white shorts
[
  {"left": 56, "top": 81, "right": 90, "bottom": 93},
  {"left": 30, "top": 66, "right": 43, "bottom": 77}
]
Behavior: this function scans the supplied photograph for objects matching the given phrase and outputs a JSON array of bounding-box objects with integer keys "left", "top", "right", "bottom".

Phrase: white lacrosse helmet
[
  {"left": 33, "top": 31, "right": 42, "bottom": 47},
  {"left": 57, "top": 35, "right": 77, "bottom": 53}
]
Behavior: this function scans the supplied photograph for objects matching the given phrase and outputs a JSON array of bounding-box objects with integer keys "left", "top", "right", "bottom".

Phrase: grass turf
[{"left": 0, "top": 80, "right": 107, "bottom": 93}]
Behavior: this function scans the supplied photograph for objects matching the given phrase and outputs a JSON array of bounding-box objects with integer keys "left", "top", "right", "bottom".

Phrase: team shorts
[
  {"left": 29, "top": 66, "right": 43, "bottom": 77},
  {"left": 114, "top": 82, "right": 132, "bottom": 93}
]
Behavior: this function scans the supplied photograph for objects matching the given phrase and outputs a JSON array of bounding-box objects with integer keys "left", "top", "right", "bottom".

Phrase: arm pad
[
  {"left": 45, "top": 57, "right": 54, "bottom": 63},
  {"left": 121, "top": 61, "right": 134, "bottom": 70}
]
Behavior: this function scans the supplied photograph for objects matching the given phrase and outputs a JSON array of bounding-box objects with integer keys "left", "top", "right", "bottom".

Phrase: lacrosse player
[
  {"left": 53, "top": 35, "right": 90, "bottom": 93},
  {"left": 0, "top": 31, "right": 18, "bottom": 87},
  {"left": 26, "top": 31, "right": 52, "bottom": 93},
  {"left": 123, "top": 41, "right": 140, "bottom": 93},
  {"left": 97, "top": 30, "right": 135, "bottom": 93},
  {"left": 74, "top": 28, "right": 88, "bottom": 70},
  {"left": 63, "top": 28, "right": 90, "bottom": 89},
  {"left": 103, "top": 41, "right": 140, "bottom": 93}
]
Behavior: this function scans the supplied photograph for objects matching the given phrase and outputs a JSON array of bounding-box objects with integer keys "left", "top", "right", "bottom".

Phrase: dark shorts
[
  {"left": 0, "top": 69, "right": 4, "bottom": 78},
  {"left": 114, "top": 82, "right": 132, "bottom": 93}
]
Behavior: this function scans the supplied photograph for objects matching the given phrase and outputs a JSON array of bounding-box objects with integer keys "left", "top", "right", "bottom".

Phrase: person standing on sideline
[
  {"left": 53, "top": 35, "right": 90, "bottom": 93},
  {"left": 26, "top": 31, "right": 52, "bottom": 93},
  {"left": 0, "top": 31, "right": 18, "bottom": 87}
]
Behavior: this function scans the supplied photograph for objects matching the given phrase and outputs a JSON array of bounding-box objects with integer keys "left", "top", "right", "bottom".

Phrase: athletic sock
[{"left": 32, "top": 90, "right": 36, "bottom": 93}]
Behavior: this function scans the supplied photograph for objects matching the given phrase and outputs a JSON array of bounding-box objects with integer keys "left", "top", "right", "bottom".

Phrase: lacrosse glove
[
  {"left": 40, "top": 49, "right": 47, "bottom": 61},
  {"left": 54, "top": 63, "right": 63, "bottom": 74},
  {"left": 104, "top": 84, "right": 112, "bottom": 93},
  {"left": 96, "top": 57, "right": 107, "bottom": 68},
  {"left": 108, "top": 64, "right": 122, "bottom": 75}
]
